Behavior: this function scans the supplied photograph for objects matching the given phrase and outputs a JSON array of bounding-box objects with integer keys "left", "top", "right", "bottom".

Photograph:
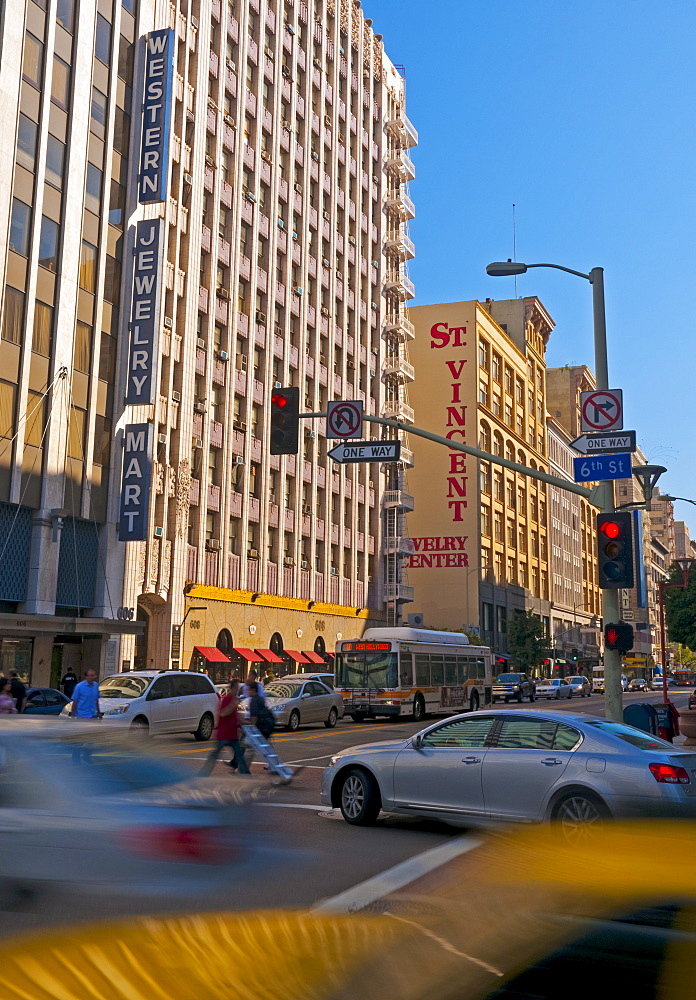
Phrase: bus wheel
[
  {"left": 469, "top": 691, "right": 479, "bottom": 713},
  {"left": 413, "top": 695, "right": 425, "bottom": 723},
  {"left": 352, "top": 713, "right": 365, "bottom": 723}
]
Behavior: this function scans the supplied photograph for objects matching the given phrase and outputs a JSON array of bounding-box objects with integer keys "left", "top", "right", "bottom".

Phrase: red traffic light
[
  {"left": 604, "top": 621, "right": 634, "bottom": 653},
  {"left": 271, "top": 392, "right": 289, "bottom": 408},
  {"left": 599, "top": 520, "right": 621, "bottom": 540}
]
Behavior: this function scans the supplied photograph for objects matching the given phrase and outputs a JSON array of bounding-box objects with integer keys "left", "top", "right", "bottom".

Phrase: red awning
[
  {"left": 285, "top": 650, "right": 311, "bottom": 664},
  {"left": 302, "top": 650, "right": 326, "bottom": 665},
  {"left": 233, "top": 648, "right": 265, "bottom": 662},
  {"left": 194, "top": 646, "right": 231, "bottom": 663},
  {"left": 254, "top": 649, "right": 284, "bottom": 664},
  {"left": 324, "top": 652, "right": 335, "bottom": 660}
]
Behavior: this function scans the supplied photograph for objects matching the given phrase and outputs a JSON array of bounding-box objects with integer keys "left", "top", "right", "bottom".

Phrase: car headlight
[
  {"left": 104, "top": 705, "right": 130, "bottom": 716},
  {"left": 513, "top": 685, "right": 520, "bottom": 690},
  {"left": 330, "top": 755, "right": 344, "bottom": 766},
  {"left": 271, "top": 704, "right": 287, "bottom": 713}
]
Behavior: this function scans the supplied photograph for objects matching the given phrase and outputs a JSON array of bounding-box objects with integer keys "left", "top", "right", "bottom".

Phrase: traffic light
[
  {"left": 604, "top": 622, "right": 634, "bottom": 653},
  {"left": 270, "top": 386, "right": 300, "bottom": 455},
  {"left": 571, "top": 648, "right": 579, "bottom": 661},
  {"left": 596, "top": 512, "right": 635, "bottom": 589}
]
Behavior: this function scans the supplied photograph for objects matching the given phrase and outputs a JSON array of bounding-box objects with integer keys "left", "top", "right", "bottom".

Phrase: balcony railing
[
  {"left": 386, "top": 150, "right": 416, "bottom": 182},
  {"left": 384, "top": 582, "right": 415, "bottom": 602},
  {"left": 386, "top": 112, "right": 418, "bottom": 148},
  {"left": 383, "top": 314, "right": 415, "bottom": 341},
  {"left": 386, "top": 192, "right": 416, "bottom": 221},
  {"left": 384, "top": 271, "right": 415, "bottom": 301},
  {"left": 383, "top": 489, "right": 415, "bottom": 511},
  {"left": 384, "top": 536, "right": 415, "bottom": 556},
  {"left": 384, "top": 230, "right": 415, "bottom": 261},
  {"left": 382, "top": 355, "right": 415, "bottom": 382},
  {"left": 382, "top": 399, "right": 414, "bottom": 424}
]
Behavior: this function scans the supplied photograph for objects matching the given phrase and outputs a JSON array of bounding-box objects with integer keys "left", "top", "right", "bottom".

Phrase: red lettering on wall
[
  {"left": 447, "top": 477, "right": 468, "bottom": 498},
  {"left": 448, "top": 500, "right": 468, "bottom": 521},
  {"left": 449, "top": 326, "right": 467, "bottom": 347},
  {"left": 449, "top": 453, "right": 467, "bottom": 474},
  {"left": 430, "top": 322, "right": 450, "bottom": 349},
  {"left": 450, "top": 383, "right": 462, "bottom": 403},
  {"left": 445, "top": 359, "right": 467, "bottom": 380},
  {"left": 446, "top": 430, "right": 467, "bottom": 442},
  {"left": 446, "top": 406, "right": 467, "bottom": 427}
]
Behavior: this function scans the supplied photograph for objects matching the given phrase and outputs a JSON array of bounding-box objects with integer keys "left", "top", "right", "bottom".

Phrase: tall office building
[{"left": 0, "top": 0, "right": 418, "bottom": 681}]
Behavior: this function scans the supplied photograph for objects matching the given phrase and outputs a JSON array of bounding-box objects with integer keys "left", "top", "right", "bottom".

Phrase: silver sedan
[
  {"left": 321, "top": 710, "right": 696, "bottom": 839},
  {"left": 260, "top": 679, "right": 345, "bottom": 731},
  {"left": 535, "top": 677, "right": 574, "bottom": 699}
]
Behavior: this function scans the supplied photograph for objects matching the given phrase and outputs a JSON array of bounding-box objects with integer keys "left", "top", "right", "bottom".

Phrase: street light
[{"left": 486, "top": 257, "right": 624, "bottom": 720}]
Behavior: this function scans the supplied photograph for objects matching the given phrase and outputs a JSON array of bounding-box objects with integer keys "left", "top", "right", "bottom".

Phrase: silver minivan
[{"left": 62, "top": 670, "right": 219, "bottom": 740}]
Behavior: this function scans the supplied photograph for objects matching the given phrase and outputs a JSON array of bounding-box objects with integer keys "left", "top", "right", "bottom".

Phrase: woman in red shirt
[{"left": 201, "top": 679, "right": 249, "bottom": 775}]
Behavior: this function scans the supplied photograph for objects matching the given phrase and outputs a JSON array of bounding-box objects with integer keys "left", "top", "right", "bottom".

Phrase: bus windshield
[{"left": 336, "top": 650, "right": 398, "bottom": 689}]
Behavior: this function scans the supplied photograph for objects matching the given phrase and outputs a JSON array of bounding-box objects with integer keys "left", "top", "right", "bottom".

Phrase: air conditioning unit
[
  {"left": 292, "top": 231, "right": 298, "bottom": 240},
  {"left": 154, "top": 526, "right": 164, "bottom": 538},
  {"left": 314, "top": 58, "right": 322, "bottom": 68},
  {"left": 320, "top": 307, "right": 330, "bottom": 317},
  {"left": 217, "top": 350, "right": 229, "bottom": 361},
  {"left": 224, "top": 113, "right": 235, "bottom": 125},
  {"left": 256, "top": 310, "right": 266, "bottom": 323},
  {"left": 294, "top": 182, "right": 303, "bottom": 193},
  {"left": 286, "top": 24, "right": 295, "bottom": 34},
  {"left": 186, "top": 110, "right": 195, "bottom": 122},
  {"left": 164, "top": 316, "right": 174, "bottom": 329},
  {"left": 226, "top": 58, "right": 236, "bottom": 70},
  {"left": 275, "top": 381, "right": 282, "bottom": 388},
  {"left": 261, "top": 150, "right": 273, "bottom": 163},
  {"left": 172, "top": 391, "right": 181, "bottom": 402},
  {"left": 183, "top": 172, "right": 193, "bottom": 186},
  {"left": 284, "top": 557, "right": 295, "bottom": 567},
  {"left": 369, "top": 480, "right": 374, "bottom": 488},
  {"left": 282, "top": 65, "right": 291, "bottom": 78},
  {"left": 329, "top": 566, "right": 337, "bottom": 575},
  {"left": 232, "top": 455, "right": 244, "bottom": 465},
  {"left": 234, "top": 420, "right": 247, "bottom": 431},
  {"left": 205, "top": 154, "right": 215, "bottom": 167},
  {"left": 302, "top": 504, "right": 312, "bottom": 514},
  {"left": 217, "top": 287, "right": 230, "bottom": 299},
  {"left": 193, "top": 436, "right": 203, "bottom": 448},
  {"left": 312, "top": 151, "right": 319, "bottom": 161},
  {"left": 194, "top": 402, "right": 206, "bottom": 413},
  {"left": 248, "top": 548, "right": 259, "bottom": 558},
  {"left": 197, "top": 338, "right": 205, "bottom": 349},
  {"left": 207, "top": 538, "right": 221, "bottom": 550},
  {"left": 323, "top": 211, "right": 330, "bottom": 221},
  {"left": 301, "top": 559, "right": 309, "bottom": 569},
  {"left": 294, "top": 286, "right": 303, "bottom": 295},
  {"left": 348, "top": 235, "right": 356, "bottom": 245},
  {"left": 264, "top": 45, "right": 274, "bottom": 57},
  {"left": 324, "top": 113, "right": 331, "bottom": 125},
  {"left": 338, "top": 132, "right": 345, "bottom": 143},
  {"left": 347, "top": 359, "right": 354, "bottom": 369},
  {"left": 158, "top": 433, "right": 167, "bottom": 444},
  {"left": 322, "top": 257, "right": 330, "bottom": 266},
  {"left": 336, "top": 270, "right": 343, "bottom": 279},
  {"left": 246, "top": 192, "right": 256, "bottom": 202},
  {"left": 369, "top": 368, "right": 376, "bottom": 376},
  {"left": 371, "top": 302, "right": 378, "bottom": 310},
  {"left": 319, "top": 353, "right": 326, "bottom": 364}
]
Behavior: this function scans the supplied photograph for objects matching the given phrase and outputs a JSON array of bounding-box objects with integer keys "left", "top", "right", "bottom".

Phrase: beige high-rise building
[
  {"left": 0, "top": 0, "right": 418, "bottom": 682},
  {"left": 406, "top": 297, "right": 552, "bottom": 664}
]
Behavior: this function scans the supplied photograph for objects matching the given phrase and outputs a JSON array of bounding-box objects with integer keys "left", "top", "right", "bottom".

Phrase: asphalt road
[{"left": 0, "top": 689, "right": 690, "bottom": 939}]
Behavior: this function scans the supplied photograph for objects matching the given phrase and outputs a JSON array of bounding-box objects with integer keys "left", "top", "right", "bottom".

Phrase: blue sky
[{"left": 370, "top": 0, "right": 696, "bottom": 535}]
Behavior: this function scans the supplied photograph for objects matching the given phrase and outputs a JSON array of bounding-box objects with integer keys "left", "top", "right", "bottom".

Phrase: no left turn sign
[
  {"left": 580, "top": 389, "right": 623, "bottom": 433},
  {"left": 326, "top": 400, "right": 363, "bottom": 439}
]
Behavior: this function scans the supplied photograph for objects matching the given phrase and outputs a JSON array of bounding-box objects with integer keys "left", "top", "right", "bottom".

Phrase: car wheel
[
  {"left": 324, "top": 707, "right": 338, "bottom": 729},
  {"left": 130, "top": 716, "right": 149, "bottom": 735},
  {"left": 552, "top": 792, "right": 608, "bottom": 843},
  {"left": 287, "top": 710, "right": 300, "bottom": 732},
  {"left": 529, "top": 690, "right": 535, "bottom": 702},
  {"left": 352, "top": 713, "right": 365, "bottom": 723},
  {"left": 339, "top": 768, "right": 381, "bottom": 825},
  {"left": 469, "top": 691, "right": 479, "bottom": 713},
  {"left": 516, "top": 691, "right": 523, "bottom": 703},
  {"left": 412, "top": 695, "right": 425, "bottom": 723},
  {"left": 555, "top": 691, "right": 560, "bottom": 700},
  {"left": 193, "top": 713, "right": 214, "bottom": 742}
]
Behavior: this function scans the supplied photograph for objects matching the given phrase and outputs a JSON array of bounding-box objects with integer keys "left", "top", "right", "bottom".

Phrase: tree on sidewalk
[
  {"left": 507, "top": 610, "right": 548, "bottom": 672},
  {"left": 664, "top": 565, "right": 696, "bottom": 652}
]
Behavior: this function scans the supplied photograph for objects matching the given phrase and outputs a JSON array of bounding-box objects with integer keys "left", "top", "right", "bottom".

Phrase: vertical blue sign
[
  {"left": 119, "top": 424, "right": 152, "bottom": 541},
  {"left": 138, "top": 28, "right": 174, "bottom": 204},
  {"left": 633, "top": 509, "right": 647, "bottom": 609},
  {"left": 125, "top": 219, "right": 163, "bottom": 405}
]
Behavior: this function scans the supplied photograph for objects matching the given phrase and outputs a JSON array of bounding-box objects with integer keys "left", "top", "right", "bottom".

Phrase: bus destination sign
[{"left": 342, "top": 642, "right": 391, "bottom": 652}]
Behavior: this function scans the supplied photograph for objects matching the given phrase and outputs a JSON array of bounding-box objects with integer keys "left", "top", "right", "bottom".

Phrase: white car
[
  {"left": 535, "top": 677, "right": 573, "bottom": 699},
  {"left": 566, "top": 675, "right": 591, "bottom": 698},
  {"left": 62, "top": 670, "right": 219, "bottom": 740}
]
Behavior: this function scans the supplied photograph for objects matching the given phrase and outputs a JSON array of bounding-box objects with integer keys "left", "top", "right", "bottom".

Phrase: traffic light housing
[
  {"left": 596, "top": 511, "right": 635, "bottom": 589},
  {"left": 604, "top": 622, "right": 634, "bottom": 653},
  {"left": 270, "top": 386, "right": 300, "bottom": 455}
]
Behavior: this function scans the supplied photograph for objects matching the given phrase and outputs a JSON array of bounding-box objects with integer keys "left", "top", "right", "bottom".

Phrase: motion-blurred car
[
  {"left": 61, "top": 670, "right": 219, "bottom": 740},
  {"left": 23, "top": 687, "right": 70, "bottom": 715},
  {"left": 629, "top": 677, "right": 648, "bottom": 692},
  {"left": 566, "top": 675, "right": 591, "bottom": 698},
  {"left": 535, "top": 677, "right": 573, "bottom": 699},
  {"left": 252, "top": 678, "right": 345, "bottom": 731},
  {"left": 0, "top": 720, "right": 251, "bottom": 904},
  {"left": 322, "top": 710, "right": 696, "bottom": 834}
]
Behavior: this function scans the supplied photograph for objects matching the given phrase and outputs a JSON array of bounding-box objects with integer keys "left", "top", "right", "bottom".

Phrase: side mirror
[
  {"left": 302, "top": 692, "right": 312, "bottom": 699},
  {"left": 412, "top": 734, "right": 423, "bottom": 750}
]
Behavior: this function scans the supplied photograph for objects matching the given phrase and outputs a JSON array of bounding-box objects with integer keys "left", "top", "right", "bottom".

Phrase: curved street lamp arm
[{"left": 525, "top": 263, "right": 591, "bottom": 281}]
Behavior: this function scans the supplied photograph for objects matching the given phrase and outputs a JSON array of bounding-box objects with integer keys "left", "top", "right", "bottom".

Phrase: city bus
[{"left": 335, "top": 627, "right": 493, "bottom": 723}]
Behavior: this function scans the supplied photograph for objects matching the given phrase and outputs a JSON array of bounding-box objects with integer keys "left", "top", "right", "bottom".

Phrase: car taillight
[
  {"left": 649, "top": 763, "right": 691, "bottom": 784},
  {"left": 120, "top": 826, "right": 238, "bottom": 864}
]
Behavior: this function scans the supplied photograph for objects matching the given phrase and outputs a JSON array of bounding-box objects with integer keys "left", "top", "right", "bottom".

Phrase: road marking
[
  {"left": 388, "top": 912, "right": 503, "bottom": 977},
  {"left": 172, "top": 724, "right": 384, "bottom": 754},
  {"left": 312, "top": 834, "right": 481, "bottom": 914},
  {"left": 257, "top": 803, "right": 333, "bottom": 812},
  {"left": 285, "top": 753, "right": 334, "bottom": 764}
]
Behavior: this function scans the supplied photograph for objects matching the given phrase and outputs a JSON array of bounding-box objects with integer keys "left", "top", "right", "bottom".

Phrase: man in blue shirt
[{"left": 69, "top": 670, "right": 102, "bottom": 720}]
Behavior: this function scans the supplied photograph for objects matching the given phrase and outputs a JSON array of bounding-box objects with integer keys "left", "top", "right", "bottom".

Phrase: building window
[
  {"left": 68, "top": 406, "right": 86, "bottom": 459},
  {"left": 38, "top": 217, "right": 60, "bottom": 271},
  {"left": 118, "top": 35, "right": 134, "bottom": 83},
  {"left": 478, "top": 380, "right": 489, "bottom": 408},
  {"left": 103, "top": 255, "right": 121, "bottom": 304},
  {"left": 492, "top": 390, "right": 501, "bottom": 416},
  {"left": 504, "top": 401, "right": 513, "bottom": 426},
  {"left": 9, "top": 199, "right": 32, "bottom": 257},
  {"left": 32, "top": 301, "right": 53, "bottom": 356},
  {"left": 79, "top": 242, "right": 97, "bottom": 292},
  {"left": 481, "top": 505, "right": 491, "bottom": 538},
  {"left": 494, "top": 512, "right": 503, "bottom": 542},
  {"left": 45, "top": 135, "right": 65, "bottom": 189},
  {"left": 0, "top": 382, "right": 17, "bottom": 438},
  {"left": 56, "top": 0, "right": 75, "bottom": 31},
  {"left": 494, "top": 553, "right": 503, "bottom": 583},
  {"left": 25, "top": 390, "right": 47, "bottom": 448},
  {"left": 494, "top": 470, "right": 503, "bottom": 501},
  {"left": 480, "top": 461, "right": 491, "bottom": 496},
  {"left": 1, "top": 287, "right": 24, "bottom": 345},
  {"left": 23, "top": 33, "right": 44, "bottom": 88},
  {"left": 93, "top": 414, "right": 112, "bottom": 467},
  {"left": 90, "top": 87, "right": 107, "bottom": 139},
  {"left": 491, "top": 352, "right": 501, "bottom": 383},
  {"left": 478, "top": 338, "right": 489, "bottom": 371},
  {"left": 109, "top": 180, "right": 125, "bottom": 227},
  {"left": 99, "top": 331, "right": 116, "bottom": 381},
  {"left": 113, "top": 108, "right": 130, "bottom": 156},
  {"left": 85, "top": 163, "right": 103, "bottom": 215},
  {"left": 95, "top": 14, "right": 112, "bottom": 64},
  {"left": 16, "top": 114, "right": 38, "bottom": 171},
  {"left": 504, "top": 366, "right": 513, "bottom": 394},
  {"left": 73, "top": 321, "right": 92, "bottom": 373},
  {"left": 51, "top": 54, "right": 71, "bottom": 109},
  {"left": 507, "top": 518, "right": 516, "bottom": 546}
]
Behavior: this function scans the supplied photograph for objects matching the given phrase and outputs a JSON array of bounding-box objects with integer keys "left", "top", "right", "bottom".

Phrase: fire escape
[{"left": 382, "top": 106, "right": 418, "bottom": 624}]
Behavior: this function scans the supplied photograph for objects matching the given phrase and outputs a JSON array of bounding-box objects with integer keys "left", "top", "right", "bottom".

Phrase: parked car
[
  {"left": 628, "top": 677, "right": 647, "bottom": 692},
  {"left": 23, "top": 687, "right": 70, "bottom": 715},
  {"left": 0, "top": 720, "right": 252, "bottom": 904},
  {"left": 322, "top": 710, "right": 696, "bottom": 835},
  {"left": 535, "top": 677, "right": 573, "bottom": 699},
  {"left": 566, "top": 675, "right": 591, "bottom": 698},
  {"left": 492, "top": 673, "right": 535, "bottom": 704},
  {"left": 650, "top": 675, "right": 675, "bottom": 691},
  {"left": 61, "top": 670, "right": 219, "bottom": 740},
  {"left": 248, "top": 678, "right": 345, "bottom": 731},
  {"left": 282, "top": 672, "right": 335, "bottom": 688}
]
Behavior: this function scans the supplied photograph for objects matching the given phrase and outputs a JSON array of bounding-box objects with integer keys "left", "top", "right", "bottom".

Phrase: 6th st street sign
[
  {"left": 328, "top": 440, "right": 401, "bottom": 464},
  {"left": 571, "top": 430, "right": 637, "bottom": 455}
]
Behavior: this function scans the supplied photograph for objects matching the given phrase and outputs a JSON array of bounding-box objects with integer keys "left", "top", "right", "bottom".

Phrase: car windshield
[
  {"left": 586, "top": 720, "right": 676, "bottom": 751},
  {"left": 265, "top": 682, "right": 303, "bottom": 699},
  {"left": 537, "top": 678, "right": 553, "bottom": 684},
  {"left": 496, "top": 674, "right": 521, "bottom": 682},
  {"left": 99, "top": 676, "right": 151, "bottom": 699}
]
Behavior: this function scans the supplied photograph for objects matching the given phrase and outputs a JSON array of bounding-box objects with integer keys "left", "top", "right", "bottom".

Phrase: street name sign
[
  {"left": 328, "top": 440, "right": 401, "bottom": 464},
  {"left": 326, "top": 400, "right": 363, "bottom": 439},
  {"left": 570, "top": 430, "right": 637, "bottom": 455},
  {"left": 580, "top": 389, "right": 623, "bottom": 433},
  {"left": 573, "top": 453, "right": 632, "bottom": 483}
]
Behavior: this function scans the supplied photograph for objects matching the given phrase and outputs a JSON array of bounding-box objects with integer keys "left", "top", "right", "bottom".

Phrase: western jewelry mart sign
[{"left": 138, "top": 28, "right": 174, "bottom": 204}]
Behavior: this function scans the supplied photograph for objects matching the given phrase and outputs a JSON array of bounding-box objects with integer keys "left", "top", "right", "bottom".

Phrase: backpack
[{"left": 256, "top": 704, "right": 276, "bottom": 738}]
